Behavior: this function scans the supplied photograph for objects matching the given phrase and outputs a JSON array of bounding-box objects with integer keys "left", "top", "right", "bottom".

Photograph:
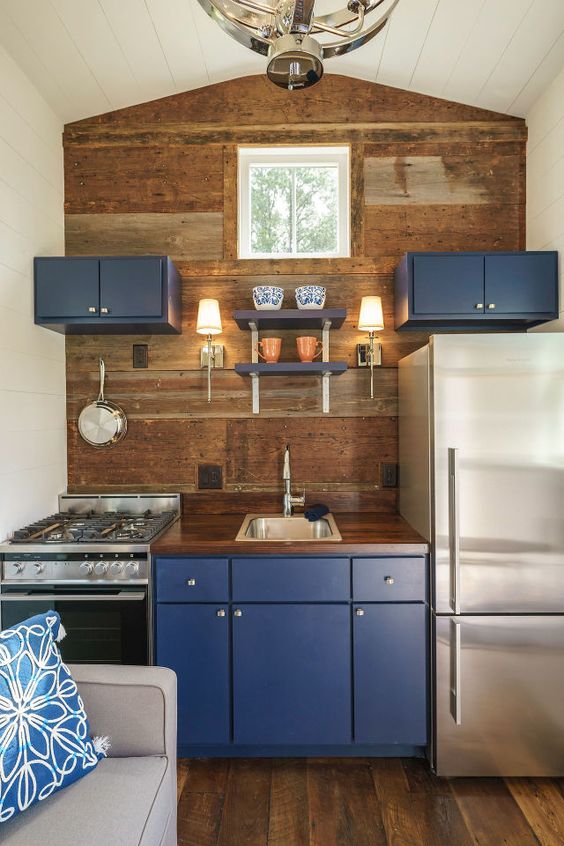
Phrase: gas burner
[{"left": 10, "top": 509, "right": 178, "bottom": 545}]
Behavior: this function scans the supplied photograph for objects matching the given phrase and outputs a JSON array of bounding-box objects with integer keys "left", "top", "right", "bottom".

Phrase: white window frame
[{"left": 238, "top": 146, "right": 351, "bottom": 259}]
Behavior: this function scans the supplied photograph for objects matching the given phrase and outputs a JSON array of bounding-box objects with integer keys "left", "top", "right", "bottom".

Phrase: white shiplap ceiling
[{"left": 1, "top": 0, "right": 564, "bottom": 123}]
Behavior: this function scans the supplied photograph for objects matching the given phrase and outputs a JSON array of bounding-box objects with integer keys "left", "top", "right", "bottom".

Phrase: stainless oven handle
[{"left": 0, "top": 591, "right": 146, "bottom": 602}]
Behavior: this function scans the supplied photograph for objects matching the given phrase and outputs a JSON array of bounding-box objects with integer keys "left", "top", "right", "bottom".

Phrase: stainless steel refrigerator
[{"left": 399, "top": 334, "right": 564, "bottom": 776}]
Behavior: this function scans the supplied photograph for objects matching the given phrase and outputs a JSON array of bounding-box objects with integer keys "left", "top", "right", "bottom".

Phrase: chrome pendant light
[{"left": 196, "top": 0, "right": 400, "bottom": 90}]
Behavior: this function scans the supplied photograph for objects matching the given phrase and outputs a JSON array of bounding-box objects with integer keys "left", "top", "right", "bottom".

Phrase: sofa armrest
[{"left": 69, "top": 664, "right": 177, "bottom": 761}]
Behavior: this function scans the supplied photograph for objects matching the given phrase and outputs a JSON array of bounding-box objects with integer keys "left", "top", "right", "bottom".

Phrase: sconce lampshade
[
  {"left": 358, "top": 296, "right": 384, "bottom": 332},
  {"left": 196, "top": 298, "right": 222, "bottom": 335}
]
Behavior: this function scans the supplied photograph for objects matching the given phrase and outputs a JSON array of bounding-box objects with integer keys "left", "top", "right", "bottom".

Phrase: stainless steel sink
[{"left": 236, "top": 513, "right": 342, "bottom": 542}]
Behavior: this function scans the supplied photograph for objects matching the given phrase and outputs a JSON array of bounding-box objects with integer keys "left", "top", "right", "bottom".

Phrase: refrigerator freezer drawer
[{"left": 435, "top": 614, "right": 564, "bottom": 776}]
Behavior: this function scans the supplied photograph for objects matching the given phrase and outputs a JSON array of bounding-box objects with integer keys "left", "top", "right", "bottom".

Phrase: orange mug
[
  {"left": 297, "top": 336, "right": 323, "bottom": 362},
  {"left": 257, "top": 337, "right": 282, "bottom": 363}
]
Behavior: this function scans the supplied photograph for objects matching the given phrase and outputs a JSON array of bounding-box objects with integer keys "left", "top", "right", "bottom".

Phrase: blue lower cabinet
[
  {"left": 353, "top": 603, "right": 427, "bottom": 745},
  {"left": 233, "top": 603, "right": 352, "bottom": 745},
  {"left": 156, "top": 603, "right": 230, "bottom": 745}
]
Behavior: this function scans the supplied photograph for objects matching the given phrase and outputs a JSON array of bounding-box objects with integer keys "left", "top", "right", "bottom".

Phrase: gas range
[
  {"left": 0, "top": 493, "right": 181, "bottom": 582},
  {"left": 0, "top": 494, "right": 180, "bottom": 665}
]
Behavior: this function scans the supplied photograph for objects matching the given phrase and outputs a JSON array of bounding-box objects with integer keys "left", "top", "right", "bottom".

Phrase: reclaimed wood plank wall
[{"left": 63, "top": 74, "right": 526, "bottom": 508}]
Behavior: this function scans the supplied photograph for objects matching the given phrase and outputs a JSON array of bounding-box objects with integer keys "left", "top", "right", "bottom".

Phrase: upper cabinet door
[
  {"left": 100, "top": 257, "right": 163, "bottom": 318},
  {"left": 484, "top": 253, "right": 558, "bottom": 316},
  {"left": 412, "top": 255, "right": 484, "bottom": 316},
  {"left": 35, "top": 258, "right": 99, "bottom": 318}
]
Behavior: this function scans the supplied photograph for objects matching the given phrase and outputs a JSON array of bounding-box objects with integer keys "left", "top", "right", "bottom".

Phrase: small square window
[{"left": 238, "top": 146, "right": 350, "bottom": 259}]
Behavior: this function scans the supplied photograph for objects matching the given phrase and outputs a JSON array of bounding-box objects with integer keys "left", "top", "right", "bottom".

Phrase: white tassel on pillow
[
  {"left": 93, "top": 736, "right": 111, "bottom": 757},
  {"left": 56, "top": 622, "right": 67, "bottom": 643}
]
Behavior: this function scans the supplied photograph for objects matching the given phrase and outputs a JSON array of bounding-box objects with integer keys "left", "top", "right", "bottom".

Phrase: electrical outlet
[
  {"left": 381, "top": 463, "right": 398, "bottom": 488},
  {"left": 198, "top": 465, "right": 223, "bottom": 490},
  {"left": 133, "top": 344, "right": 148, "bottom": 368}
]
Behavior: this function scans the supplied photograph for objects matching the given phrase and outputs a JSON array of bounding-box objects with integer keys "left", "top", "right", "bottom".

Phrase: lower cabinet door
[
  {"left": 233, "top": 604, "right": 351, "bottom": 745},
  {"left": 156, "top": 604, "right": 230, "bottom": 746},
  {"left": 354, "top": 603, "right": 427, "bottom": 745}
]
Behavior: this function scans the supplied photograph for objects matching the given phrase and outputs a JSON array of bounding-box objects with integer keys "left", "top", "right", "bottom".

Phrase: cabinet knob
[
  {"left": 384, "top": 576, "right": 395, "bottom": 585},
  {"left": 487, "top": 303, "right": 496, "bottom": 310},
  {"left": 234, "top": 609, "right": 243, "bottom": 617},
  {"left": 186, "top": 578, "right": 196, "bottom": 586},
  {"left": 216, "top": 609, "right": 226, "bottom": 618},
  {"left": 88, "top": 306, "right": 98, "bottom": 313},
  {"left": 475, "top": 303, "right": 483, "bottom": 310},
  {"left": 100, "top": 307, "right": 110, "bottom": 314},
  {"left": 355, "top": 608, "right": 365, "bottom": 617}
]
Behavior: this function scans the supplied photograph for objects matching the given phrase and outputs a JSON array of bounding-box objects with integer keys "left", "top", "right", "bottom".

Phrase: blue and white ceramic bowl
[
  {"left": 252, "top": 286, "right": 284, "bottom": 310},
  {"left": 295, "top": 285, "right": 326, "bottom": 309}
]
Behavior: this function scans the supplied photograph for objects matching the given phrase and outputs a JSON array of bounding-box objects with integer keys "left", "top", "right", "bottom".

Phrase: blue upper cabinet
[
  {"left": 411, "top": 255, "right": 484, "bottom": 316},
  {"left": 395, "top": 251, "right": 558, "bottom": 330},
  {"left": 34, "top": 255, "right": 182, "bottom": 334},
  {"left": 35, "top": 257, "right": 99, "bottom": 319},
  {"left": 484, "top": 253, "right": 557, "bottom": 316}
]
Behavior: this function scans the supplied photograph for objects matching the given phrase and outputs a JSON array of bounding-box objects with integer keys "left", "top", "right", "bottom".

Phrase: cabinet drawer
[
  {"left": 232, "top": 558, "right": 349, "bottom": 601},
  {"left": 353, "top": 557, "right": 426, "bottom": 602},
  {"left": 155, "top": 558, "right": 229, "bottom": 602}
]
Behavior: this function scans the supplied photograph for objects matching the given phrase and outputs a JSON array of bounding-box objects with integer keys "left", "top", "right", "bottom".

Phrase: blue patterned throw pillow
[{"left": 0, "top": 611, "right": 107, "bottom": 824}]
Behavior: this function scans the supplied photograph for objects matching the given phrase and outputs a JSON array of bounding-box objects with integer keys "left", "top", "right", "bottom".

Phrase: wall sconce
[
  {"left": 358, "top": 296, "right": 384, "bottom": 400},
  {"left": 196, "top": 298, "right": 224, "bottom": 403}
]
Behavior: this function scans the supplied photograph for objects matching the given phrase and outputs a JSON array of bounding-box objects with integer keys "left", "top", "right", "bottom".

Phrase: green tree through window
[{"left": 249, "top": 164, "right": 339, "bottom": 256}]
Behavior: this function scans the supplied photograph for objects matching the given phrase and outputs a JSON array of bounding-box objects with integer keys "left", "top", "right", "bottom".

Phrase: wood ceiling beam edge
[{"left": 63, "top": 120, "right": 527, "bottom": 147}]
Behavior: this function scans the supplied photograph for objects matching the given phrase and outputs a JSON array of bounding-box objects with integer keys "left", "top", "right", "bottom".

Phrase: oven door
[{"left": 0, "top": 585, "right": 148, "bottom": 665}]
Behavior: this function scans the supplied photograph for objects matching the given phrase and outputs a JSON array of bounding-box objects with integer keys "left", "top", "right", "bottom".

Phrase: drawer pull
[
  {"left": 487, "top": 303, "right": 496, "bottom": 310},
  {"left": 474, "top": 303, "right": 483, "bottom": 310},
  {"left": 355, "top": 608, "right": 365, "bottom": 617},
  {"left": 88, "top": 306, "right": 97, "bottom": 313},
  {"left": 216, "top": 609, "right": 226, "bottom": 618},
  {"left": 384, "top": 576, "right": 395, "bottom": 585},
  {"left": 186, "top": 578, "right": 196, "bottom": 586},
  {"left": 100, "top": 307, "right": 110, "bottom": 314},
  {"left": 234, "top": 609, "right": 243, "bottom": 617}
]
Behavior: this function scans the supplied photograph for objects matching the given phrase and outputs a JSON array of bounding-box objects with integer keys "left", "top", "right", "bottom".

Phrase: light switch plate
[
  {"left": 198, "top": 465, "right": 223, "bottom": 489},
  {"left": 133, "top": 344, "right": 148, "bottom": 368}
]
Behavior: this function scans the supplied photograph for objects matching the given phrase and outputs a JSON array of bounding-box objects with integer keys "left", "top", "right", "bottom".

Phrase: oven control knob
[
  {"left": 34, "top": 562, "right": 45, "bottom": 575},
  {"left": 80, "top": 562, "right": 94, "bottom": 576},
  {"left": 94, "top": 561, "right": 109, "bottom": 575},
  {"left": 110, "top": 561, "right": 124, "bottom": 576},
  {"left": 13, "top": 561, "right": 25, "bottom": 574},
  {"left": 125, "top": 561, "right": 139, "bottom": 577}
]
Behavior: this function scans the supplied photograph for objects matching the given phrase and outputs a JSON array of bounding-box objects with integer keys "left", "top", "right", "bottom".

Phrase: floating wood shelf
[
  {"left": 233, "top": 309, "right": 348, "bottom": 414},
  {"left": 233, "top": 308, "right": 347, "bottom": 331},
  {"left": 234, "top": 362, "right": 348, "bottom": 377}
]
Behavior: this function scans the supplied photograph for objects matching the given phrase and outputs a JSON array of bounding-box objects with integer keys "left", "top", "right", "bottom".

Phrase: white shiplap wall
[
  {"left": 0, "top": 44, "right": 66, "bottom": 541},
  {"left": 527, "top": 61, "right": 564, "bottom": 331}
]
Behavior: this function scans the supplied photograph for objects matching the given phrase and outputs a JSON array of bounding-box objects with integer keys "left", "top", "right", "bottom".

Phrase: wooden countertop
[{"left": 151, "top": 512, "right": 429, "bottom": 556}]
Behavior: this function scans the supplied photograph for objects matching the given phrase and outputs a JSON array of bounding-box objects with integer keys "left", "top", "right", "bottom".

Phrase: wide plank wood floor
[{"left": 176, "top": 758, "right": 564, "bottom": 846}]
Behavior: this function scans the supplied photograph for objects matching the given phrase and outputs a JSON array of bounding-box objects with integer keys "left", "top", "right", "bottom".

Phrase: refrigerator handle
[
  {"left": 448, "top": 447, "right": 461, "bottom": 614},
  {"left": 450, "top": 619, "right": 462, "bottom": 725}
]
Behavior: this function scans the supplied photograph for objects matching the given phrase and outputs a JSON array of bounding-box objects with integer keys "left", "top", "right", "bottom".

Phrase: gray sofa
[{"left": 1, "top": 665, "right": 177, "bottom": 846}]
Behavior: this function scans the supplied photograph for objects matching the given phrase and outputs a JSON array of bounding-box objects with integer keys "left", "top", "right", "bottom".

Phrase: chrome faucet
[{"left": 282, "top": 445, "right": 306, "bottom": 518}]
